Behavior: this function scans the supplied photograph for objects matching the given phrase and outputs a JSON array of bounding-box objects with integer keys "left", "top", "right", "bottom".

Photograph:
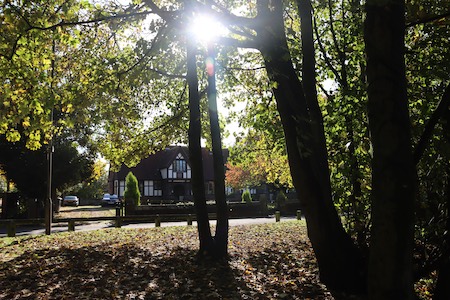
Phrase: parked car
[
  {"left": 62, "top": 195, "right": 79, "bottom": 206},
  {"left": 101, "top": 194, "right": 120, "bottom": 206}
]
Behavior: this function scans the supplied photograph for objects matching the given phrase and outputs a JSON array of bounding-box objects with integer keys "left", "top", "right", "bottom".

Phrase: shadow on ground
[
  {"left": 0, "top": 243, "right": 333, "bottom": 299},
  {"left": 58, "top": 206, "right": 113, "bottom": 214}
]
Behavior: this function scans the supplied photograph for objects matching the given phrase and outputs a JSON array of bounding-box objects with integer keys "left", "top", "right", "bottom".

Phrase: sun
[{"left": 188, "top": 13, "right": 227, "bottom": 44}]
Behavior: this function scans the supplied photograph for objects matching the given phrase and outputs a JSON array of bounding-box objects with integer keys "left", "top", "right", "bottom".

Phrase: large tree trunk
[
  {"left": 206, "top": 44, "right": 229, "bottom": 258},
  {"left": 364, "top": 2, "right": 416, "bottom": 299},
  {"left": 185, "top": 5, "right": 214, "bottom": 254},
  {"left": 256, "top": 0, "right": 366, "bottom": 294}
]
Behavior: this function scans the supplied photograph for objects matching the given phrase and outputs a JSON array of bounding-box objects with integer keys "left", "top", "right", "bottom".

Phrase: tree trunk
[
  {"left": 185, "top": 4, "right": 214, "bottom": 254},
  {"left": 206, "top": 44, "right": 229, "bottom": 258},
  {"left": 256, "top": 0, "right": 366, "bottom": 294},
  {"left": 364, "top": 2, "right": 416, "bottom": 299}
]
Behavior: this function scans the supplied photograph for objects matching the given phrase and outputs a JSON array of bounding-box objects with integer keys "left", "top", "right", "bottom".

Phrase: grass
[
  {"left": 0, "top": 220, "right": 335, "bottom": 299},
  {"left": 55, "top": 205, "right": 116, "bottom": 219}
]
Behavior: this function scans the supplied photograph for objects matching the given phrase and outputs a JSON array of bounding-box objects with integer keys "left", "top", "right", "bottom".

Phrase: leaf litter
[{"left": 0, "top": 221, "right": 334, "bottom": 299}]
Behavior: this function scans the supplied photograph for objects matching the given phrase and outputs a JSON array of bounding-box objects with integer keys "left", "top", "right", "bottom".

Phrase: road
[{"left": 0, "top": 216, "right": 297, "bottom": 237}]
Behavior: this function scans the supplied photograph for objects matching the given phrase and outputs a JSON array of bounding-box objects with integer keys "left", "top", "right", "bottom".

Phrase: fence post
[
  {"left": 155, "top": 215, "right": 161, "bottom": 227},
  {"left": 296, "top": 210, "right": 302, "bottom": 220},
  {"left": 68, "top": 220, "right": 75, "bottom": 231},
  {"left": 275, "top": 211, "right": 280, "bottom": 222},
  {"left": 115, "top": 206, "right": 122, "bottom": 228},
  {"left": 7, "top": 220, "right": 16, "bottom": 237},
  {"left": 187, "top": 214, "right": 193, "bottom": 226}
]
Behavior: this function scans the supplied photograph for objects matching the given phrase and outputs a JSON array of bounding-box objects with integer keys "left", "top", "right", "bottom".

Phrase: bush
[
  {"left": 124, "top": 172, "right": 141, "bottom": 206},
  {"left": 241, "top": 189, "right": 252, "bottom": 203}
]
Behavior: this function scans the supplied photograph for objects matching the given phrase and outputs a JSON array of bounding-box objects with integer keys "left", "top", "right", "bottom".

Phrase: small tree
[
  {"left": 241, "top": 189, "right": 252, "bottom": 203},
  {"left": 124, "top": 172, "right": 140, "bottom": 206}
]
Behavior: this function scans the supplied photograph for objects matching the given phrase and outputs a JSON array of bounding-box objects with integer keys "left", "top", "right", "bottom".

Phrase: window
[
  {"left": 114, "top": 180, "right": 119, "bottom": 195},
  {"left": 144, "top": 180, "right": 153, "bottom": 196},
  {"left": 173, "top": 159, "right": 186, "bottom": 172},
  {"left": 225, "top": 186, "right": 233, "bottom": 195},
  {"left": 119, "top": 181, "right": 125, "bottom": 197},
  {"left": 154, "top": 181, "right": 162, "bottom": 196},
  {"left": 143, "top": 180, "right": 162, "bottom": 196}
]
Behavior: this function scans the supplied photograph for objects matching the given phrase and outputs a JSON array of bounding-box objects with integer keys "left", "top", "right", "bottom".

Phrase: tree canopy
[{"left": 1, "top": 0, "right": 450, "bottom": 298}]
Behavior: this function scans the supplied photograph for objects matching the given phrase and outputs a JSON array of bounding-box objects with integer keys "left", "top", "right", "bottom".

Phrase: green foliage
[
  {"left": 0, "top": 0, "right": 191, "bottom": 168},
  {"left": 68, "top": 160, "right": 109, "bottom": 200},
  {"left": 124, "top": 171, "right": 140, "bottom": 206},
  {"left": 0, "top": 133, "right": 95, "bottom": 200},
  {"left": 312, "top": 0, "right": 372, "bottom": 243},
  {"left": 228, "top": 130, "right": 293, "bottom": 190},
  {"left": 1, "top": 0, "right": 450, "bottom": 292},
  {"left": 241, "top": 189, "right": 252, "bottom": 203}
]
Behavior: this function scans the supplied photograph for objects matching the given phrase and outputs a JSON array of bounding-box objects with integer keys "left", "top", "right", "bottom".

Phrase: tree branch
[
  {"left": 414, "top": 83, "right": 450, "bottom": 164},
  {"left": 407, "top": 11, "right": 450, "bottom": 28},
  {"left": 135, "top": 81, "right": 188, "bottom": 138},
  {"left": 216, "top": 36, "right": 259, "bottom": 49},
  {"left": 313, "top": 13, "right": 342, "bottom": 83},
  {"left": 26, "top": 11, "right": 158, "bottom": 31},
  {"left": 318, "top": 83, "right": 332, "bottom": 99},
  {"left": 223, "top": 66, "right": 265, "bottom": 71}
]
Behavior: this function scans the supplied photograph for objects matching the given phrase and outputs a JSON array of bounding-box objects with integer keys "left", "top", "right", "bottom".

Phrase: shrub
[
  {"left": 241, "top": 189, "right": 252, "bottom": 203},
  {"left": 124, "top": 172, "right": 141, "bottom": 206}
]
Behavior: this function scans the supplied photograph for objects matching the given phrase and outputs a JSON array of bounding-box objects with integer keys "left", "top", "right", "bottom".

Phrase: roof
[{"left": 112, "top": 146, "right": 229, "bottom": 181}]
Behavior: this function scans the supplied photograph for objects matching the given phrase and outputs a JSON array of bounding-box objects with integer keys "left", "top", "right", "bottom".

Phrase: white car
[
  {"left": 62, "top": 195, "right": 79, "bottom": 206},
  {"left": 101, "top": 194, "right": 120, "bottom": 206}
]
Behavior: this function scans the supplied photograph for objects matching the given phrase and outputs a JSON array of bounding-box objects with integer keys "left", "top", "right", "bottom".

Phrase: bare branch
[
  {"left": 414, "top": 83, "right": 450, "bottom": 164},
  {"left": 26, "top": 11, "right": 158, "bottom": 31},
  {"left": 313, "top": 13, "right": 342, "bottom": 83},
  {"left": 216, "top": 36, "right": 259, "bottom": 49},
  {"left": 407, "top": 11, "right": 450, "bottom": 28},
  {"left": 318, "top": 83, "right": 332, "bottom": 99},
  {"left": 223, "top": 66, "right": 265, "bottom": 71}
]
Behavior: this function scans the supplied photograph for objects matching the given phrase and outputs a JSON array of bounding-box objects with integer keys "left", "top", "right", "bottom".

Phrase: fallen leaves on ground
[
  {"left": 0, "top": 221, "right": 334, "bottom": 299},
  {"left": 56, "top": 206, "right": 115, "bottom": 219}
]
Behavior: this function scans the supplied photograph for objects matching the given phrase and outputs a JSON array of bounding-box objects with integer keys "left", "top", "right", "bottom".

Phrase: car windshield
[{"left": 64, "top": 196, "right": 77, "bottom": 200}]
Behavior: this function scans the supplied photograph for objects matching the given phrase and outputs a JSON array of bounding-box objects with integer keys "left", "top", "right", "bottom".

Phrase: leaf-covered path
[{"left": 0, "top": 221, "right": 333, "bottom": 299}]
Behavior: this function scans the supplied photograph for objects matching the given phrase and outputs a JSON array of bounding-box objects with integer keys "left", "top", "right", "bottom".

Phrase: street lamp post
[
  {"left": 45, "top": 35, "right": 56, "bottom": 235},
  {"left": 45, "top": 143, "right": 53, "bottom": 235}
]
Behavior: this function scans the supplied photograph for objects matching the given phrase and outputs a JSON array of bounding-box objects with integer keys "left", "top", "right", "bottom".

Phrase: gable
[{"left": 110, "top": 146, "right": 228, "bottom": 181}]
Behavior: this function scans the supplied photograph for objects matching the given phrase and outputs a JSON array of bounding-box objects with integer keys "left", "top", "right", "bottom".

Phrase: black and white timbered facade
[{"left": 108, "top": 146, "right": 228, "bottom": 202}]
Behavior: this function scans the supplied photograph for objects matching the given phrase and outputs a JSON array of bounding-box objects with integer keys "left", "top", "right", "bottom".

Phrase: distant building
[{"left": 108, "top": 146, "right": 229, "bottom": 202}]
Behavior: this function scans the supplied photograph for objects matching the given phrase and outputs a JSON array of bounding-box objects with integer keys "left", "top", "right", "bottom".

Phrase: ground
[
  {"left": 0, "top": 221, "right": 334, "bottom": 299},
  {"left": 56, "top": 205, "right": 116, "bottom": 219}
]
